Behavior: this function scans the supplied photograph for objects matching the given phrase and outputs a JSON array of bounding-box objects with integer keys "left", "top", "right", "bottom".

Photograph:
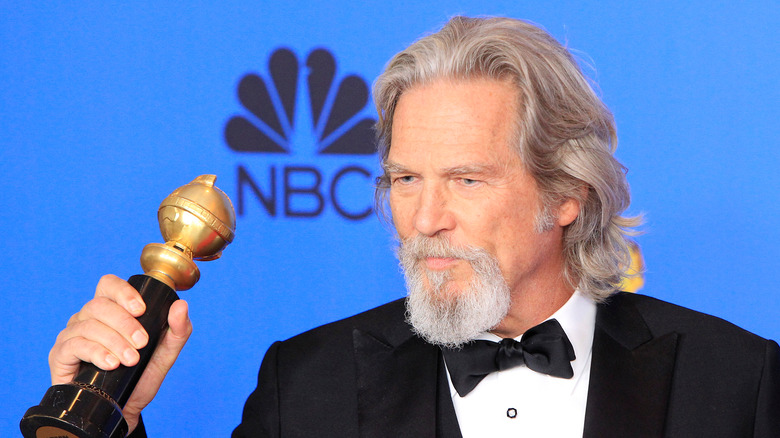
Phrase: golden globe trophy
[{"left": 20, "top": 175, "right": 236, "bottom": 438}]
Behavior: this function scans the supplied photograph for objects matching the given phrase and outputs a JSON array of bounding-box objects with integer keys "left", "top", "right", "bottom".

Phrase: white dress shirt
[{"left": 446, "top": 290, "right": 597, "bottom": 437}]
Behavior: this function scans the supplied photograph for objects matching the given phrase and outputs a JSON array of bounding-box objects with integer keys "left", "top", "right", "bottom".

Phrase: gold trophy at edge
[{"left": 21, "top": 175, "right": 236, "bottom": 438}]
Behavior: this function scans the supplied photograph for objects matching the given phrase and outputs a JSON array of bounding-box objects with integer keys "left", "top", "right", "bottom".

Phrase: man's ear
[{"left": 557, "top": 186, "right": 588, "bottom": 227}]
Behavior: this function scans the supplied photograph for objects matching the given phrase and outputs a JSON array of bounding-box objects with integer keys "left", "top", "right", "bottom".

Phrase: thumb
[{"left": 122, "top": 300, "right": 192, "bottom": 429}]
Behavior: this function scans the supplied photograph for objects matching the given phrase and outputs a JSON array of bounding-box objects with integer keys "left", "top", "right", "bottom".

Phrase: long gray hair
[{"left": 373, "top": 16, "right": 641, "bottom": 301}]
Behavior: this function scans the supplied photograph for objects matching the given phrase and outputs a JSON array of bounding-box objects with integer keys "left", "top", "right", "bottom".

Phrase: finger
[
  {"left": 60, "top": 316, "right": 143, "bottom": 367},
  {"left": 49, "top": 335, "right": 121, "bottom": 384},
  {"left": 95, "top": 274, "right": 146, "bottom": 317},
  {"left": 72, "top": 296, "right": 149, "bottom": 351}
]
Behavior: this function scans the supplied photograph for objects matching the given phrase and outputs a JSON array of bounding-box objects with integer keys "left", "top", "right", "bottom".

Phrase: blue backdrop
[{"left": 2, "top": 1, "right": 778, "bottom": 436}]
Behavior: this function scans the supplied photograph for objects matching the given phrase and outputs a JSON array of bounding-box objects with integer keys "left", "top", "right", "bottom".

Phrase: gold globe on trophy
[
  {"left": 21, "top": 175, "right": 236, "bottom": 438},
  {"left": 141, "top": 174, "right": 236, "bottom": 290}
]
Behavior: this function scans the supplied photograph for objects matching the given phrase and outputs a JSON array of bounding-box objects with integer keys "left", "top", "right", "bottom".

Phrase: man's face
[{"left": 387, "top": 78, "right": 568, "bottom": 337}]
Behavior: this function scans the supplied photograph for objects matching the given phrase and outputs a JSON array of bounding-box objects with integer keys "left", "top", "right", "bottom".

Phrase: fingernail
[
  {"left": 123, "top": 348, "right": 137, "bottom": 363},
  {"left": 129, "top": 299, "right": 144, "bottom": 314},
  {"left": 106, "top": 354, "right": 119, "bottom": 368},
  {"left": 132, "top": 330, "right": 147, "bottom": 348}
]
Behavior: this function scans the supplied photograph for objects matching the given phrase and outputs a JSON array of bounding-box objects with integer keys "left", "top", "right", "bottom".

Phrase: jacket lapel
[
  {"left": 583, "top": 294, "right": 679, "bottom": 438},
  {"left": 353, "top": 318, "right": 440, "bottom": 437}
]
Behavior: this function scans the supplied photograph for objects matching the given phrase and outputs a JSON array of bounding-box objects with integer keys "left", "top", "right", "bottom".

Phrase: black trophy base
[{"left": 20, "top": 382, "right": 127, "bottom": 438}]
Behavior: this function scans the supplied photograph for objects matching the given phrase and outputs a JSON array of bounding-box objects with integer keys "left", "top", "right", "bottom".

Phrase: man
[{"left": 48, "top": 16, "right": 779, "bottom": 437}]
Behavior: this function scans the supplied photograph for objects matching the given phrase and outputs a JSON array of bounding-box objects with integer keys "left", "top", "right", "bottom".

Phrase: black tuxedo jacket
[{"left": 231, "top": 293, "right": 779, "bottom": 437}]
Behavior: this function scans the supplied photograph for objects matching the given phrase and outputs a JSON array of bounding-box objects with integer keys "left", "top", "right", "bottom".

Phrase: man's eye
[
  {"left": 394, "top": 175, "right": 416, "bottom": 184},
  {"left": 460, "top": 178, "right": 479, "bottom": 186}
]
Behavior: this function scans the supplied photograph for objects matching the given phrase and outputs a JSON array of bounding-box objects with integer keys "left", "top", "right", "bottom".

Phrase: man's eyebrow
[
  {"left": 382, "top": 162, "right": 499, "bottom": 175},
  {"left": 382, "top": 161, "right": 409, "bottom": 174},
  {"left": 441, "top": 164, "right": 496, "bottom": 176}
]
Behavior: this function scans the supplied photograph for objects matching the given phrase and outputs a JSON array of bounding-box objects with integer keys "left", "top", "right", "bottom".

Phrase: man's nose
[{"left": 413, "top": 183, "right": 455, "bottom": 237}]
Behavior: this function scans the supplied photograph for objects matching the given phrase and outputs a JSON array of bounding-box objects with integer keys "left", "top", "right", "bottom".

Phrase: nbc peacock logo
[{"left": 225, "top": 47, "right": 377, "bottom": 220}]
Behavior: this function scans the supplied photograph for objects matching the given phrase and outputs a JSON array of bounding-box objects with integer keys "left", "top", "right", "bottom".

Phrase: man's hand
[{"left": 48, "top": 274, "right": 192, "bottom": 433}]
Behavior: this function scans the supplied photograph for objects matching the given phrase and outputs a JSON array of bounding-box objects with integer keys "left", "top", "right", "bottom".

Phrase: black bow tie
[{"left": 441, "top": 319, "right": 576, "bottom": 396}]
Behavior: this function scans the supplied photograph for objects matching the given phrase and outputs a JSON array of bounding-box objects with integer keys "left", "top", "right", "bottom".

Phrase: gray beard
[{"left": 396, "top": 235, "right": 511, "bottom": 349}]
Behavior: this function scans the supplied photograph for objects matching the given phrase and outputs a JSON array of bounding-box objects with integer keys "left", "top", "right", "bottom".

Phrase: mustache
[{"left": 396, "top": 235, "right": 490, "bottom": 263}]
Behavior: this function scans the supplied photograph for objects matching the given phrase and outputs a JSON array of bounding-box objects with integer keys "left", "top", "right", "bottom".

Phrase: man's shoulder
[{"left": 604, "top": 291, "right": 773, "bottom": 345}]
